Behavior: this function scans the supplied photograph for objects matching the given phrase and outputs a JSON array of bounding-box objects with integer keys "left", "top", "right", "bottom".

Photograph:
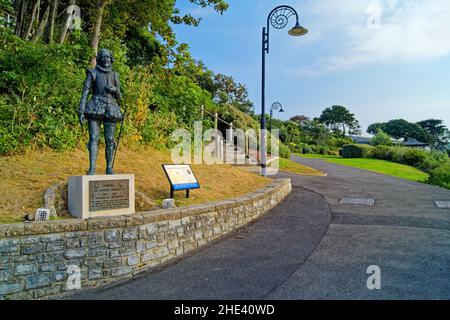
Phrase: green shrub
[
  {"left": 288, "top": 143, "right": 302, "bottom": 154},
  {"left": 417, "top": 151, "right": 449, "bottom": 172},
  {"left": 364, "top": 145, "right": 448, "bottom": 173},
  {"left": 266, "top": 135, "right": 290, "bottom": 159},
  {"left": 402, "top": 148, "right": 429, "bottom": 167},
  {"left": 429, "top": 163, "right": 450, "bottom": 189},
  {"left": 0, "top": 33, "right": 220, "bottom": 155},
  {"left": 0, "top": 123, "right": 20, "bottom": 155},
  {"left": 317, "top": 145, "right": 337, "bottom": 155},
  {"left": 371, "top": 130, "right": 392, "bottom": 146},
  {"left": 372, "top": 145, "right": 393, "bottom": 160},
  {"left": 279, "top": 142, "right": 291, "bottom": 159},
  {"left": 342, "top": 144, "right": 375, "bottom": 158},
  {"left": 141, "top": 111, "right": 181, "bottom": 149},
  {"left": 300, "top": 143, "right": 319, "bottom": 154},
  {"left": 327, "top": 136, "right": 353, "bottom": 148},
  {"left": 0, "top": 34, "right": 91, "bottom": 154},
  {"left": 391, "top": 147, "right": 407, "bottom": 164}
]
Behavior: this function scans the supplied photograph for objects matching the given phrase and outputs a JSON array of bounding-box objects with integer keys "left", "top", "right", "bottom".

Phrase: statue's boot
[
  {"left": 87, "top": 143, "right": 98, "bottom": 175},
  {"left": 105, "top": 144, "right": 115, "bottom": 175}
]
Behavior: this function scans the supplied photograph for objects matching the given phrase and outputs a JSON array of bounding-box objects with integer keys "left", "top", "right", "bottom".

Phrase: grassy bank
[
  {"left": 277, "top": 158, "right": 326, "bottom": 176},
  {"left": 0, "top": 146, "right": 273, "bottom": 224},
  {"left": 296, "top": 154, "right": 429, "bottom": 182}
]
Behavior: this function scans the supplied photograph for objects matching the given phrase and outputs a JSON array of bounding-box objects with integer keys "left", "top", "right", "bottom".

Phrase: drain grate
[
  {"left": 435, "top": 201, "right": 450, "bottom": 209},
  {"left": 340, "top": 198, "right": 375, "bottom": 206}
]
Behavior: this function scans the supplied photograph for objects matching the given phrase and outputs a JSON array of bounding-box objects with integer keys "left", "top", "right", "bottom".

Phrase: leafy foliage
[
  {"left": 341, "top": 144, "right": 374, "bottom": 159},
  {"left": 0, "top": 32, "right": 92, "bottom": 153},
  {"left": 367, "top": 119, "right": 434, "bottom": 145},
  {"left": 0, "top": 0, "right": 13, "bottom": 13},
  {"left": 0, "top": 29, "right": 233, "bottom": 154},
  {"left": 429, "top": 163, "right": 450, "bottom": 189},
  {"left": 371, "top": 130, "right": 392, "bottom": 146},
  {"left": 417, "top": 119, "right": 450, "bottom": 151},
  {"left": 369, "top": 146, "right": 448, "bottom": 173},
  {"left": 318, "top": 105, "right": 361, "bottom": 136},
  {"left": 0, "top": 0, "right": 276, "bottom": 155}
]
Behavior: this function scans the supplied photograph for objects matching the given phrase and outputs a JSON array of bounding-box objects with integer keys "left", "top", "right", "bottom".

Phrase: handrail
[
  {"left": 0, "top": 14, "right": 15, "bottom": 28},
  {"left": 201, "top": 106, "right": 233, "bottom": 127}
]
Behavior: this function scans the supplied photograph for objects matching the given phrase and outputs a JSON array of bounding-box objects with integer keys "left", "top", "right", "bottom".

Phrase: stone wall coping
[
  {"left": 0, "top": 178, "right": 292, "bottom": 300},
  {"left": 0, "top": 179, "right": 290, "bottom": 238}
]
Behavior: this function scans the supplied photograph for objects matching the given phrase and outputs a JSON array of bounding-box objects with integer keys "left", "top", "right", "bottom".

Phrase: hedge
[
  {"left": 429, "top": 163, "right": 450, "bottom": 189},
  {"left": 341, "top": 144, "right": 375, "bottom": 158}
]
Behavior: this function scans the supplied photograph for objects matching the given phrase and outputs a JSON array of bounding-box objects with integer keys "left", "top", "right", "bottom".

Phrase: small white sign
[{"left": 35, "top": 208, "right": 50, "bottom": 221}]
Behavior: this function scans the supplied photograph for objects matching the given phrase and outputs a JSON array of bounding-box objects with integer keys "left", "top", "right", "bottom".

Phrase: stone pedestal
[{"left": 68, "top": 174, "right": 135, "bottom": 219}]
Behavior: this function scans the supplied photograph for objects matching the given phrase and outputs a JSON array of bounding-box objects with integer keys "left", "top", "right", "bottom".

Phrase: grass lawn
[
  {"left": 295, "top": 154, "right": 429, "bottom": 182},
  {"left": 275, "top": 157, "right": 326, "bottom": 176},
  {"left": 0, "top": 147, "right": 272, "bottom": 224}
]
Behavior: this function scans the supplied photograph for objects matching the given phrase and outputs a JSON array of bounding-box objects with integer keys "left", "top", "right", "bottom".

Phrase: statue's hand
[
  {"left": 79, "top": 113, "right": 86, "bottom": 127},
  {"left": 106, "top": 86, "right": 117, "bottom": 93}
]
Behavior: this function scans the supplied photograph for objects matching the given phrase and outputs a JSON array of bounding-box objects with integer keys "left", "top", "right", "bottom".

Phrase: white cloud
[{"left": 297, "top": 0, "right": 450, "bottom": 73}]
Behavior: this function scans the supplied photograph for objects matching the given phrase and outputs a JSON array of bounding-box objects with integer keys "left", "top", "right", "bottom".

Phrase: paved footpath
[{"left": 67, "top": 156, "right": 450, "bottom": 300}]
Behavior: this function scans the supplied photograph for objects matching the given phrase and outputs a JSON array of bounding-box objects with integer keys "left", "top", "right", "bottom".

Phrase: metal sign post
[{"left": 162, "top": 164, "right": 200, "bottom": 199}]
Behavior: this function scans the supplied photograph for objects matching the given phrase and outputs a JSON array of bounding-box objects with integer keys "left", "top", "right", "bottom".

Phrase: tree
[
  {"left": 290, "top": 115, "right": 310, "bottom": 124},
  {"left": 371, "top": 130, "right": 392, "bottom": 146},
  {"left": 58, "top": 0, "right": 76, "bottom": 44},
  {"left": 14, "top": 0, "right": 27, "bottom": 37},
  {"left": 377, "top": 119, "right": 433, "bottom": 144},
  {"left": 367, "top": 123, "right": 383, "bottom": 135},
  {"left": 93, "top": 0, "right": 229, "bottom": 65},
  {"left": 47, "top": 0, "right": 59, "bottom": 43},
  {"left": 6, "top": 0, "right": 229, "bottom": 62},
  {"left": 299, "top": 118, "right": 328, "bottom": 146},
  {"left": 284, "top": 121, "right": 300, "bottom": 144},
  {"left": 318, "top": 105, "right": 360, "bottom": 137},
  {"left": 1, "top": 0, "right": 239, "bottom": 155},
  {"left": 417, "top": 119, "right": 450, "bottom": 150},
  {"left": 31, "top": 1, "right": 50, "bottom": 42},
  {"left": 171, "top": 0, "right": 228, "bottom": 27},
  {"left": 23, "top": 0, "right": 40, "bottom": 40},
  {"left": 0, "top": 0, "right": 14, "bottom": 13},
  {"left": 89, "top": 0, "right": 110, "bottom": 66},
  {"left": 205, "top": 73, "right": 253, "bottom": 114}
]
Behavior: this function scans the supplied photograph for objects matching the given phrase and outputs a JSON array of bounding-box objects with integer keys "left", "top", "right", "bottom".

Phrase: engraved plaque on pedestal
[
  {"left": 89, "top": 180, "right": 130, "bottom": 212},
  {"left": 68, "top": 175, "right": 135, "bottom": 219}
]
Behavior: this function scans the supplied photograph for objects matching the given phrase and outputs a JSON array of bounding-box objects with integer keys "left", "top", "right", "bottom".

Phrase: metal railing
[
  {"left": 200, "top": 105, "right": 232, "bottom": 128},
  {"left": 0, "top": 13, "right": 15, "bottom": 29},
  {"left": 199, "top": 105, "right": 260, "bottom": 165}
]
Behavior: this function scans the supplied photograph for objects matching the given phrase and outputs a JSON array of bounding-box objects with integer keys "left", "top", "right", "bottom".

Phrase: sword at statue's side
[{"left": 112, "top": 95, "right": 127, "bottom": 170}]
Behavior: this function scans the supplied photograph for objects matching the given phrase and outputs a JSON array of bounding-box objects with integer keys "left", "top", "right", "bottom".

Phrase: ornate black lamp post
[
  {"left": 269, "top": 102, "right": 284, "bottom": 132},
  {"left": 260, "top": 5, "right": 307, "bottom": 176}
]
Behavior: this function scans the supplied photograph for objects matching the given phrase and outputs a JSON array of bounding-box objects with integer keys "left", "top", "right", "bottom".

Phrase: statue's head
[{"left": 96, "top": 48, "right": 114, "bottom": 69}]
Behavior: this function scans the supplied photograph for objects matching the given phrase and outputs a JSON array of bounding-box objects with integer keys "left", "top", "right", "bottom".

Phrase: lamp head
[
  {"left": 271, "top": 102, "right": 283, "bottom": 112},
  {"left": 288, "top": 22, "right": 308, "bottom": 36}
]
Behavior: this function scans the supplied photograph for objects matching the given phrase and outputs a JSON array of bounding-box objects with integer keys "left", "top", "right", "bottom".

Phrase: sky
[{"left": 173, "top": 0, "right": 450, "bottom": 135}]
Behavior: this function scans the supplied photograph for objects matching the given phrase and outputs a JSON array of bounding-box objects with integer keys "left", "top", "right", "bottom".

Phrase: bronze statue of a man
[{"left": 78, "top": 48, "right": 123, "bottom": 175}]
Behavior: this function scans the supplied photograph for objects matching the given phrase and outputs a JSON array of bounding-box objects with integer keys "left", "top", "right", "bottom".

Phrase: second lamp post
[
  {"left": 270, "top": 102, "right": 284, "bottom": 132},
  {"left": 260, "top": 5, "right": 307, "bottom": 176}
]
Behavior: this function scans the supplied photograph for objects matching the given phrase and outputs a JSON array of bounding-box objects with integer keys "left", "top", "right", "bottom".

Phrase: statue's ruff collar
[{"left": 96, "top": 65, "right": 113, "bottom": 73}]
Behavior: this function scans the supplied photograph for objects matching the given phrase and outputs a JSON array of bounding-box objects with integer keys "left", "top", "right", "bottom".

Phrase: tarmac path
[{"left": 67, "top": 155, "right": 450, "bottom": 299}]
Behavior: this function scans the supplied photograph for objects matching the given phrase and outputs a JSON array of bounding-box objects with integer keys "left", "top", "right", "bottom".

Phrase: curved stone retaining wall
[{"left": 0, "top": 179, "right": 291, "bottom": 300}]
